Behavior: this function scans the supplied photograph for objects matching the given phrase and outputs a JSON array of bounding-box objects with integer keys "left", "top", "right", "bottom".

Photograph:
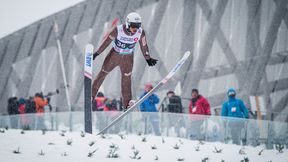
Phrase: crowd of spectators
[
  {"left": 7, "top": 85, "right": 249, "bottom": 145},
  {"left": 7, "top": 91, "right": 57, "bottom": 129}
]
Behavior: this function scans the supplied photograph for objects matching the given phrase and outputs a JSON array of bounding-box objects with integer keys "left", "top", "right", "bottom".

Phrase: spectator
[
  {"left": 165, "top": 90, "right": 183, "bottom": 113},
  {"left": 93, "top": 92, "right": 106, "bottom": 111},
  {"left": 34, "top": 93, "right": 49, "bottom": 114},
  {"left": 102, "top": 98, "right": 122, "bottom": 133},
  {"left": 25, "top": 97, "right": 36, "bottom": 113},
  {"left": 140, "top": 84, "right": 160, "bottom": 135},
  {"left": 7, "top": 96, "right": 19, "bottom": 128},
  {"left": 140, "top": 84, "right": 159, "bottom": 112},
  {"left": 34, "top": 93, "right": 49, "bottom": 129},
  {"left": 188, "top": 89, "right": 211, "bottom": 115},
  {"left": 188, "top": 89, "right": 211, "bottom": 140},
  {"left": 18, "top": 98, "right": 28, "bottom": 126},
  {"left": 221, "top": 88, "right": 249, "bottom": 118},
  {"left": 221, "top": 88, "right": 249, "bottom": 145},
  {"left": 93, "top": 92, "right": 107, "bottom": 132},
  {"left": 104, "top": 99, "right": 118, "bottom": 111},
  {"left": 163, "top": 90, "right": 185, "bottom": 137},
  {"left": 18, "top": 98, "right": 26, "bottom": 114},
  {"left": 7, "top": 97, "right": 19, "bottom": 115}
]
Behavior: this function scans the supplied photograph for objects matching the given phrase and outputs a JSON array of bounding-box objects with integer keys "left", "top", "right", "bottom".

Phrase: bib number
[
  {"left": 116, "top": 41, "right": 126, "bottom": 48},
  {"left": 192, "top": 107, "right": 197, "bottom": 113},
  {"left": 231, "top": 107, "right": 236, "bottom": 112},
  {"left": 115, "top": 39, "right": 135, "bottom": 49}
]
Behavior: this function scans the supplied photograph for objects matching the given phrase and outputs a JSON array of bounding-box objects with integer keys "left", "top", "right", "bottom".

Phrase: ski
[
  {"left": 84, "top": 44, "right": 94, "bottom": 134},
  {"left": 97, "top": 51, "right": 191, "bottom": 135}
]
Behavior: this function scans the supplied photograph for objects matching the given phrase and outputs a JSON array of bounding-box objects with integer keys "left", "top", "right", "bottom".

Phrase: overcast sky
[{"left": 0, "top": 0, "right": 84, "bottom": 39}]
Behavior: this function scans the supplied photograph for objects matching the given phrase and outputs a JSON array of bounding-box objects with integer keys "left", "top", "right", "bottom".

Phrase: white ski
[
  {"left": 97, "top": 51, "right": 191, "bottom": 135},
  {"left": 84, "top": 44, "right": 94, "bottom": 133}
]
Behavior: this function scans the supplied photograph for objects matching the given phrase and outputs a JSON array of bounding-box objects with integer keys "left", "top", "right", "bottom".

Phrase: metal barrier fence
[{"left": 0, "top": 112, "right": 287, "bottom": 149}]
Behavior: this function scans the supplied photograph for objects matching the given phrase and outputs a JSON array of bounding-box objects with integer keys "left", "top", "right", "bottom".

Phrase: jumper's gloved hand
[
  {"left": 93, "top": 52, "right": 99, "bottom": 60},
  {"left": 146, "top": 58, "right": 158, "bottom": 66}
]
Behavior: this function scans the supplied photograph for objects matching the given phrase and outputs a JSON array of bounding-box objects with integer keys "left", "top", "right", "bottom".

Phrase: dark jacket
[
  {"left": 167, "top": 95, "right": 183, "bottom": 113},
  {"left": 7, "top": 97, "right": 19, "bottom": 115}
]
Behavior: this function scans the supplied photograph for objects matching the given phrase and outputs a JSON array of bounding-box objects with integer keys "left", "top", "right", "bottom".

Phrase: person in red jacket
[
  {"left": 188, "top": 89, "right": 211, "bottom": 140},
  {"left": 93, "top": 92, "right": 106, "bottom": 111},
  {"left": 18, "top": 98, "right": 28, "bottom": 126},
  {"left": 188, "top": 89, "right": 211, "bottom": 115}
]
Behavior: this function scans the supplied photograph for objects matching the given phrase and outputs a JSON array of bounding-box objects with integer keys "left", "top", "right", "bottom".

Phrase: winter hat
[
  {"left": 97, "top": 92, "right": 104, "bottom": 97},
  {"left": 227, "top": 88, "right": 236, "bottom": 97},
  {"left": 145, "top": 84, "right": 153, "bottom": 89},
  {"left": 18, "top": 98, "right": 26, "bottom": 105}
]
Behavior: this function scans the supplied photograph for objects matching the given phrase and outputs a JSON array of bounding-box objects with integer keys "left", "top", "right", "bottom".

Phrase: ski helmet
[{"left": 126, "top": 12, "right": 141, "bottom": 29}]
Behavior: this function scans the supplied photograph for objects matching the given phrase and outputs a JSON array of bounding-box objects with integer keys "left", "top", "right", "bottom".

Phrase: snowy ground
[{"left": 0, "top": 129, "right": 287, "bottom": 162}]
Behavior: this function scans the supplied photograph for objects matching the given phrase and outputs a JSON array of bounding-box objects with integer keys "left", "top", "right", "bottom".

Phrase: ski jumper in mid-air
[{"left": 92, "top": 12, "right": 158, "bottom": 109}]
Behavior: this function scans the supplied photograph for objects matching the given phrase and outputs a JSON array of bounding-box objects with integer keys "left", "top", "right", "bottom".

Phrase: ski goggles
[
  {"left": 228, "top": 91, "right": 236, "bottom": 96},
  {"left": 129, "top": 22, "right": 141, "bottom": 29}
]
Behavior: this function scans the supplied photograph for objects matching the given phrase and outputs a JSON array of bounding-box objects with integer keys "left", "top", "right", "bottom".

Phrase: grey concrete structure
[{"left": 0, "top": 0, "right": 287, "bottom": 122}]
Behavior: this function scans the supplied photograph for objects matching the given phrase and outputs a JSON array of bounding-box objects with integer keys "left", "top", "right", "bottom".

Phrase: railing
[{"left": 0, "top": 112, "right": 287, "bottom": 149}]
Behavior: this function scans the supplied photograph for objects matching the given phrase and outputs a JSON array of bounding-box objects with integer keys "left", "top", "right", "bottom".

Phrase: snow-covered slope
[{"left": 0, "top": 129, "right": 287, "bottom": 162}]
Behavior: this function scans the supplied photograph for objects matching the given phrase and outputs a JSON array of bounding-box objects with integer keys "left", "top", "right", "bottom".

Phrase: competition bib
[
  {"left": 192, "top": 107, "right": 197, "bottom": 113},
  {"left": 231, "top": 107, "right": 236, "bottom": 112},
  {"left": 113, "top": 25, "right": 142, "bottom": 54}
]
